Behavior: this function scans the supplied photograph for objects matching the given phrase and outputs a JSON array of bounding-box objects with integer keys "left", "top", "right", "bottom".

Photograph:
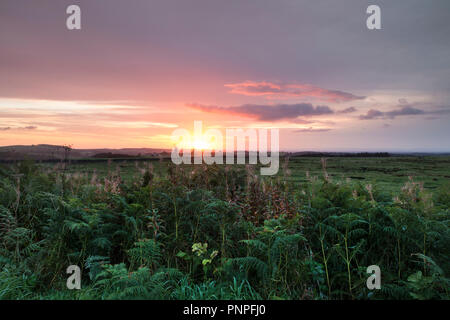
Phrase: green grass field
[
  {"left": 58, "top": 156, "right": 450, "bottom": 195},
  {"left": 285, "top": 156, "right": 450, "bottom": 192}
]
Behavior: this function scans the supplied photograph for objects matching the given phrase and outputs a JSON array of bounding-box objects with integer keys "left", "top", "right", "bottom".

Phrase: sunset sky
[{"left": 1, "top": 0, "right": 449, "bottom": 151}]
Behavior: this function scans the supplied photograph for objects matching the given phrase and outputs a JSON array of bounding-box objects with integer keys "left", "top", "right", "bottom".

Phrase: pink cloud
[{"left": 225, "top": 81, "right": 364, "bottom": 103}]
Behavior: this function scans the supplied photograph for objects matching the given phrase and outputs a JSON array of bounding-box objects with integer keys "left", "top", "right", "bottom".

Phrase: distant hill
[
  {"left": 91, "top": 152, "right": 136, "bottom": 159},
  {"left": 1, "top": 144, "right": 449, "bottom": 162},
  {"left": 0, "top": 144, "right": 170, "bottom": 161},
  {"left": 288, "top": 151, "right": 391, "bottom": 157}
]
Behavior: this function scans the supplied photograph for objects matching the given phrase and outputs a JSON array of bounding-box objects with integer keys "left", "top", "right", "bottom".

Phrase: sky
[{"left": 0, "top": 0, "right": 449, "bottom": 152}]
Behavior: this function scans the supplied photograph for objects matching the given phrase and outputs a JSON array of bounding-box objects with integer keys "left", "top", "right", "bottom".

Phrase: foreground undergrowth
[{"left": 0, "top": 160, "right": 448, "bottom": 299}]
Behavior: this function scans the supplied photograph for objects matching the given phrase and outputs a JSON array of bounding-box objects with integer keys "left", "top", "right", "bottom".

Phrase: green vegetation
[
  {"left": 0, "top": 157, "right": 449, "bottom": 300},
  {"left": 51, "top": 156, "right": 450, "bottom": 193}
]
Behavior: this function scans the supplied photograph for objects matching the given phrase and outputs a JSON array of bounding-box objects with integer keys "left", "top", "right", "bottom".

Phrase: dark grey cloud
[
  {"left": 0, "top": 126, "right": 37, "bottom": 130},
  {"left": 338, "top": 107, "right": 357, "bottom": 114},
  {"left": 188, "top": 103, "right": 334, "bottom": 121},
  {"left": 429, "top": 108, "right": 450, "bottom": 116},
  {"left": 295, "top": 127, "right": 332, "bottom": 133},
  {"left": 360, "top": 106, "right": 425, "bottom": 120},
  {"left": 388, "top": 106, "right": 425, "bottom": 118},
  {"left": 225, "top": 81, "right": 364, "bottom": 102},
  {"left": 359, "top": 109, "right": 385, "bottom": 120},
  {"left": 359, "top": 103, "right": 450, "bottom": 120}
]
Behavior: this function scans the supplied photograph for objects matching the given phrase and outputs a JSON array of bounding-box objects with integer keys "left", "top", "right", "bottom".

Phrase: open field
[
  {"left": 285, "top": 156, "right": 450, "bottom": 193},
  {"left": 49, "top": 156, "right": 450, "bottom": 195}
]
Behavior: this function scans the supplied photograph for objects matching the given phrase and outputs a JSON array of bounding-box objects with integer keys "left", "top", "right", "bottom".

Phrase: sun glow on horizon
[
  {"left": 171, "top": 131, "right": 218, "bottom": 151},
  {"left": 192, "top": 138, "right": 213, "bottom": 151}
]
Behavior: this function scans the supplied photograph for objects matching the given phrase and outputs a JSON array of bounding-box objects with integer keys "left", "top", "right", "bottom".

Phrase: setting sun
[
  {"left": 171, "top": 130, "right": 217, "bottom": 151},
  {"left": 192, "top": 138, "right": 211, "bottom": 150}
]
